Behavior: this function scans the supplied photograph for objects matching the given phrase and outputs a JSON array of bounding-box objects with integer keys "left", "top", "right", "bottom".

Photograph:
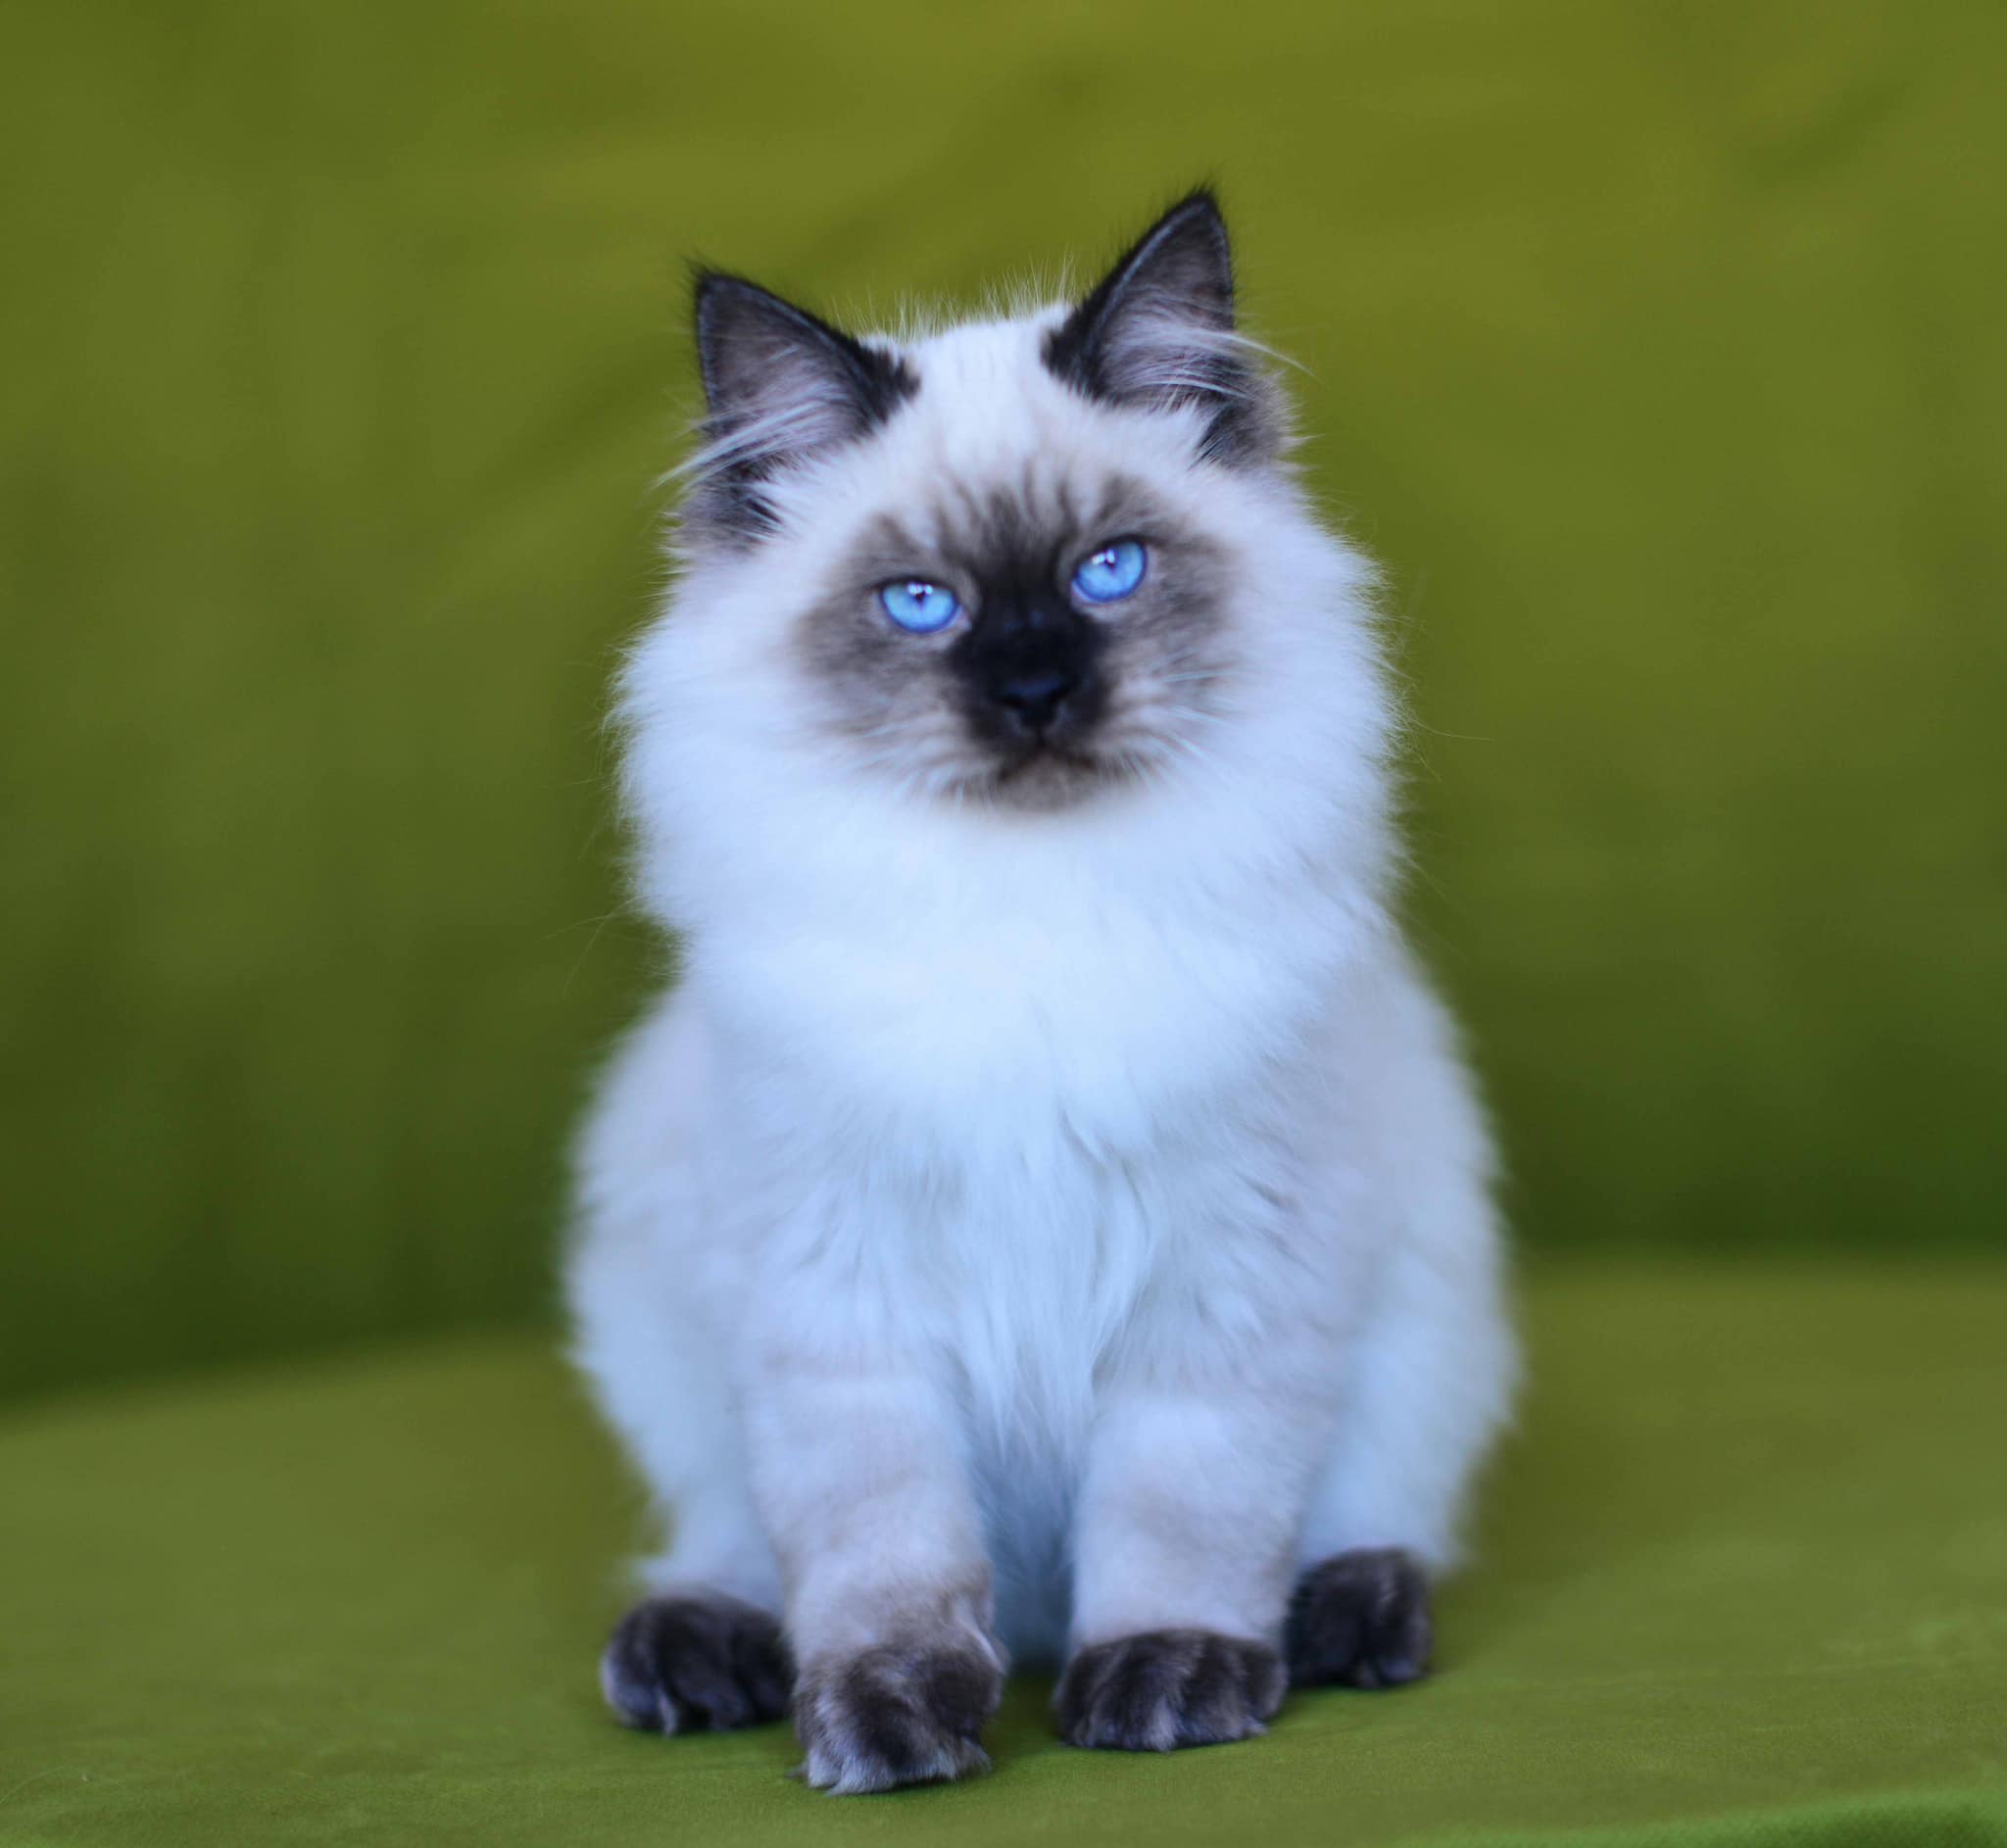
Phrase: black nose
[{"left": 990, "top": 666, "right": 1079, "bottom": 733}]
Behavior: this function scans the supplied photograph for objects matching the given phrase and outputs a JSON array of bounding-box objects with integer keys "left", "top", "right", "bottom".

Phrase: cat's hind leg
[
  {"left": 1292, "top": 1163, "right": 1514, "bottom": 1691},
  {"left": 567, "top": 1003, "right": 786, "bottom": 1733},
  {"left": 570, "top": 1218, "right": 787, "bottom": 1731}
]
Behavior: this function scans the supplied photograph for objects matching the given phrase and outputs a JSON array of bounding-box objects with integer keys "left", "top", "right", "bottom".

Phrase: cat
[{"left": 566, "top": 191, "right": 1515, "bottom": 1794}]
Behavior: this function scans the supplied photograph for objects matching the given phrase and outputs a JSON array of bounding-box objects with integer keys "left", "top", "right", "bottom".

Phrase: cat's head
[{"left": 636, "top": 193, "right": 1385, "bottom": 831}]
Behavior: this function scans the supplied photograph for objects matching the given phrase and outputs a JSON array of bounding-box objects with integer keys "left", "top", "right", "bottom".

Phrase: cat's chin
[{"left": 977, "top": 744, "right": 1127, "bottom": 813}]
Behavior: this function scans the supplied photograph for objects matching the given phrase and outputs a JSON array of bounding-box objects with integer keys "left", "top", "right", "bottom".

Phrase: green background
[
  {"left": 4, "top": 5, "right": 2006, "bottom": 1843},
  {"left": 3, "top": 1, "right": 2004, "bottom": 1403}
]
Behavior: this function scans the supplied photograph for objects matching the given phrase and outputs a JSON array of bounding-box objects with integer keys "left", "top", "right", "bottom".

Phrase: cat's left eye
[
  {"left": 1071, "top": 540, "right": 1148, "bottom": 606},
  {"left": 879, "top": 580, "right": 961, "bottom": 633}
]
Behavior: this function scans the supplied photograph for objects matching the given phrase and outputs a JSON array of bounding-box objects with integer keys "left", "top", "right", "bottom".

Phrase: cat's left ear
[
  {"left": 688, "top": 271, "right": 915, "bottom": 538},
  {"left": 1044, "top": 190, "right": 1278, "bottom": 466}
]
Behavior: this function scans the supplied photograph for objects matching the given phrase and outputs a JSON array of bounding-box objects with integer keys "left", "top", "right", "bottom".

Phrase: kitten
[{"left": 567, "top": 192, "right": 1515, "bottom": 1793}]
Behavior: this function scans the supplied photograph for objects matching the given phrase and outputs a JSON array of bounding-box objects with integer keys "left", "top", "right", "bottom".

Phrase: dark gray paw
[
  {"left": 795, "top": 1633, "right": 1004, "bottom": 1794},
  {"left": 1055, "top": 1629, "right": 1286, "bottom": 1752},
  {"left": 600, "top": 1593, "right": 791, "bottom": 1733},
  {"left": 1287, "top": 1547, "right": 1433, "bottom": 1689}
]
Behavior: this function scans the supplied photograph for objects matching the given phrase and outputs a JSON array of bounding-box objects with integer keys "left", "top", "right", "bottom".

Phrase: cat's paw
[
  {"left": 1286, "top": 1547, "right": 1433, "bottom": 1689},
  {"left": 794, "top": 1632, "right": 1004, "bottom": 1794},
  {"left": 1055, "top": 1629, "right": 1286, "bottom": 1752},
  {"left": 600, "top": 1592, "right": 791, "bottom": 1733}
]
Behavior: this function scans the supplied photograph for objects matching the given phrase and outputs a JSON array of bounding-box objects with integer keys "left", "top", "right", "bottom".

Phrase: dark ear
[
  {"left": 1043, "top": 190, "right": 1275, "bottom": 466},
  {"left": 688, "top": 272, "right": 915, "bottom": 538}
]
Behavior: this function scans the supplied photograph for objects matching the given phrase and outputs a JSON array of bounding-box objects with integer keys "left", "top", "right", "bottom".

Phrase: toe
[
  {"left": 796, "top": 1636, "right": 1002, "bottom": 1793},
  {"left": 1287, "top": 1548, "right": 1433, "bottom": 1689},
  {"left": 1057, "top": 1629, "right": 1284, "bottom": 1752},
  {"left": 599, "top": 1594, "right": 790, "bottom": 1734}
]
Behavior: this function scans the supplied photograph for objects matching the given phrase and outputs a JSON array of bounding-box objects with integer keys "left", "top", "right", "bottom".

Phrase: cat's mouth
[{"left": 985, "top": 739, "right": 1121, "bottom": 809}]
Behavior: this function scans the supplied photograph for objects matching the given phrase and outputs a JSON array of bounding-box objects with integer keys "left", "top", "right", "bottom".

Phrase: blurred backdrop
[{"left": 3, "top": 1, "right": 2002, "bottom": 1404}]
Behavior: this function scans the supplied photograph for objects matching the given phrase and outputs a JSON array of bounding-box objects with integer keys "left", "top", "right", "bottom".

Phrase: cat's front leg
[
  {"left": 742, "top": 1304, "right": 1004, "bottom": 1795},
  {"left": 1059, "top": 1315, "right": 1340, "bottom": 1754}
]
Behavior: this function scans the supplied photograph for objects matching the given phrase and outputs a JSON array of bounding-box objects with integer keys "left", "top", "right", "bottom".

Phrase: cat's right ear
[
  {"left": 1043, "top": 191, "right": 1279, "bottom": 467},
  {"left": 688, "top": 272, "right": 915, "bottom": 540}
]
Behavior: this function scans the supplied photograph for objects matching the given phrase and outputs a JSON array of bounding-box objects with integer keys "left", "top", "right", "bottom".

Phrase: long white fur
[{"left": 567, "top": 302, "right": 1515, "bottom": 1776}]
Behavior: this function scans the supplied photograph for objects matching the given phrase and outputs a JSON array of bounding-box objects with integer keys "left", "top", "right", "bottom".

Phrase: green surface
[
  {"left": 3, "top": 2, "right": 2005, "bottom": 1403},
  {"left": 2, "top": 1268, "right": 2003, "bottom": 1846}
]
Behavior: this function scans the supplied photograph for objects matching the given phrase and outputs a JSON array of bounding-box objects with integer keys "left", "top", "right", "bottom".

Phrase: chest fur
[{"left": 704, "top": 862, "right": 1344, "bottom": 1162}]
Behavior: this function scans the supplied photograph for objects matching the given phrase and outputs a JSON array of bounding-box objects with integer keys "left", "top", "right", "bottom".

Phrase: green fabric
[
  {"left": 2, "top": 1268, "right": 2002, "bottom": 1846},
  {"left": 4, "top": 2, "right": 2006, "bottom": 1403}
]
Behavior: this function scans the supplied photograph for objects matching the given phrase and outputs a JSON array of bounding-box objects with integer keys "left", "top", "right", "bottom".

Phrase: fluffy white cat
[{"left": 566, "top": 192, "right": 1514, "bottom": 1794}]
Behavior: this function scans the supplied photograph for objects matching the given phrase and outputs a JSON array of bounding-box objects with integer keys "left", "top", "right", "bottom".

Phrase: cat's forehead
[
  {"left": 900, "top": 309, "right": 1065, "bottom": 392},
  {"left": 878, "top": 309, "right": 1074, "bottom": 461},
  {"left": 850, "top": 468, "right": 1166, "bottom": 579},
  {"left": 834, "top": 308, "right": 1199, "bottom": 559}
]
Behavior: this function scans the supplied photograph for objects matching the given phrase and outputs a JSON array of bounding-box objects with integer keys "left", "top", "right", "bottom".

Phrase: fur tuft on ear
[
  {"left": 685, "top": 272, "right": 915, "bottom": 541},
  {"left": 1043, "top": 191, "right": 1280, "bottom": 466}
]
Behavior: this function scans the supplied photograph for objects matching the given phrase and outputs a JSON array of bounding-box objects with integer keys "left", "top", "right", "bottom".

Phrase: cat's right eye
[
  {"left": 879, "top": 580, "right": 961, "bottom": 633},
  {"left": 1072, "top": 539, "right": 1148, "bottom": 606}
]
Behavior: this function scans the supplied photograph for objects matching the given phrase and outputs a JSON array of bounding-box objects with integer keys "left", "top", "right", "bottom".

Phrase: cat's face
[
  {"left": 792, "top": 441, "right": 1241, "bottom": 812},
  {"left": 661, "top": 195, "right": 1336, "bottom": 817}
]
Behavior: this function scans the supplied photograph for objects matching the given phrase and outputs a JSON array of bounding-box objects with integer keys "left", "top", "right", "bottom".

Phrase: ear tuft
[
  {"left": 1043, "top": 191, "right": 1278, "bottom": 466},
  {"left": 686, "top": 272, "right": 915, "bottom": 541}
]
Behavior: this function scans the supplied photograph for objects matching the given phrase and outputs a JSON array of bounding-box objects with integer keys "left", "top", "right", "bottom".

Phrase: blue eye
[
  {"left": 1072, "top": 539, "right": 1148, "bottom": 606},
  {"left": 879, "top": 579, "right": 960, "bottom": 633}
]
